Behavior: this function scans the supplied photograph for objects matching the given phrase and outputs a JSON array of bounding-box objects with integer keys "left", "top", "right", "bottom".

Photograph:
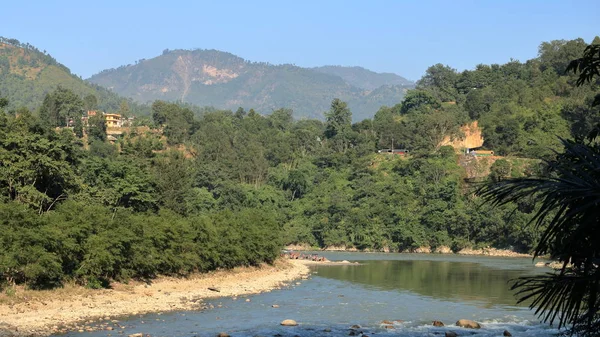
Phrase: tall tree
[
  {"left": 324, "top": 99, "right": 353, "bottom": 153},
  {"left": 83, "top": 94, "right": 98, "bottom": 112}
]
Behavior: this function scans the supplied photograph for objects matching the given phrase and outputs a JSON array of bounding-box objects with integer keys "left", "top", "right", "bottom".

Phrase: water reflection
[{"left": 312, "top": 259, "right": 529, "bottom": 306}]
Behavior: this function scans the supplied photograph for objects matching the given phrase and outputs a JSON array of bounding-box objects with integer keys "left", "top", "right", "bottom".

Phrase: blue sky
[{"left": 2, "top": 0, "right": 598, "bottom": 81}]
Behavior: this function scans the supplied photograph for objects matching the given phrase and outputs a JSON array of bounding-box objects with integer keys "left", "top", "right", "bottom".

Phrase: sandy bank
[
  {"left": 286, "top": 245, "right": 533, "bottom": 258},
  {"left": 292, "top": 259, "right": 360, "bottom": 266},
  {"left": 0, "top": 259, "right": 310, "bottom": 337}
]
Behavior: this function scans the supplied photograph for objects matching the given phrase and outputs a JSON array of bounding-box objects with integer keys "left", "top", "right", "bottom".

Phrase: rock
[
  {"left": 455, "top": 319, "right": 481, "bottom": 329},
  {"left": 503, "top": 330, "right": 512, "bottom": 336},
  {"left": 245, "top": 299, "right": 251, "bottom": 302},
  {"left": 381, "top": 320, "right": 393, "bottom": 325},
  {"left": 324, "top": 328, "right": 332, "bottom": 332},
  {"left": 350, "top": 325, "right": 361, "bottom": 329},
  {"left": 348, "top": 331, "right": 357, "bottom": 336},
  {"left": 106, "top": 327, "right": 114, "bottom": 331},
  {"left": 281, "top": 319, "right": 298, "bottom": 326},
  {"left": 432, "top": 320, "right": 445, "bottom": 327},
  {"left": 383, "top": 325, "right": 394, "bottom": 329},
  {"left": 217, "top": 333, "right": 230, "bottom": 337},
  {"left": 445, "top": 331, "right": 458, "bottom": 337},
  {"left": 535, "top": 261, "right": 547, "bottom": 267},
  {"left": 128, "top": 334, "right": 143, "bottom": 337},
  {"left": 272, "top": 304, "right": 280, "bottom": 308},
  {"left": 208, "top": 287, "right": 220, "bottom": 292},
  {"left": 435, "top": 246, "right": 453, "bottom": 254}
]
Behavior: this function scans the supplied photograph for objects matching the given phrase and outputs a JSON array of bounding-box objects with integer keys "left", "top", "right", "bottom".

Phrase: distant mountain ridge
[
  {"left": 312, "top": 65, "right": 413, "bottom": 91},
  {"left": 88, "top": 49, "right": 414, "bottom": 120}
]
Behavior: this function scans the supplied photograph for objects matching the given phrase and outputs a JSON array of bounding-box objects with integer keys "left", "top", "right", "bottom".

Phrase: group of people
[{"left": 281, "top": 251, "right": 329, "bottom": 262}]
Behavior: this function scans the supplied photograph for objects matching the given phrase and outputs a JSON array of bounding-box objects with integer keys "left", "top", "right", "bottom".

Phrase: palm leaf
[{"left": 478, "top": 138, "right": 600, "bottom": 334}]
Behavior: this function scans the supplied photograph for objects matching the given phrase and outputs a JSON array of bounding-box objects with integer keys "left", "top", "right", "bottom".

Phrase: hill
[
  {"left": 88, "top": 49, "right": 413, "bottom": 121},
  {"left": 0, "top": 37, "right": 142, "bottom": 113},
  {"left": 312, "top": 65, "right": 413, "bottom": 90}
]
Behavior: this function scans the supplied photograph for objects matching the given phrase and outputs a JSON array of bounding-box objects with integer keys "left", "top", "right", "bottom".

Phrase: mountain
[
  {"left": 0, "top": 37, "right": 138, "bottom": 113},
  {"left": 312, "top": 65, "right": 413, "bottom": 90},
  {"left": 88, "top": 49, "right": 414, "bottom": 120}
]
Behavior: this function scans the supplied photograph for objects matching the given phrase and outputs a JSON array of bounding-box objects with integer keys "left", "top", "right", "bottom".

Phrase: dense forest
[{"left": 0, "top": 37, "right": 598, "bottom": 290}]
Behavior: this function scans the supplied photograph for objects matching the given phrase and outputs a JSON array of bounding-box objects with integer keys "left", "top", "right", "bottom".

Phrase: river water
[{"left": 63, "top": 252, "right": 559, "bottom": 337}]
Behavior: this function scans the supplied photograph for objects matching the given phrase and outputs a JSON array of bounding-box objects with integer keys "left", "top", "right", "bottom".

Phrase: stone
[
  {"left": 324, "top": 328, "right": 332, "bottom": 332},
  {"left": 381, "top": 320, "right": 393, "bottom": 325},
  {"left": 280, "top": 319, "right": 298, "bottom": 326},
  {"left": 445, "top": 331, "right": 458, "bottom": 337},
  {"left": 432, "top": 320, "right": 445, "bottom": 327},
  {"left": 128, "top": 334, "right": 143, "bottom": 337},
  {"left": 246, "top": 299, "right": 251, "bottom": 302},
  {"left": 272, "top": 304, "right": 280, "bottom": 308},
  {"left": 350, "top": 325, "right": 361, "bottom": 329},
  {"left": 348, "top": 331, "right": 357, "bottom": 336},
  {"left": 217, "top": 333, "right": 230, "bottom": 337},
  {"left": 455, "top": 319, "right": 481, "bottom": 329},
  {"left": 503, "top": 330, "right": 512, "bottom": 336},
  {"left": 384, "top": 325, "right": 394, "bottom": 329}
]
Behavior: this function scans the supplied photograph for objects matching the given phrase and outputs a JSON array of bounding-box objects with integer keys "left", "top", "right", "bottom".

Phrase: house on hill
[{"left": 83, "top": 110, "right": 133, "bottom": 128}]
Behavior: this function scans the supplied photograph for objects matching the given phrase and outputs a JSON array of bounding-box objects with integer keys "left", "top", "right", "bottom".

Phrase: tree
[
  {"left": 417, "top": 64, "right": 459, "bottom": 102},
  {"left": 38, "top": 87, "right": 84, "bottom": 127},
  {"left": 566, "top": 41, "right": 600, "bottom": 139},
  {"left": 118, "top": 100, "right": 130, "bottom": 118},
  {"left": 83, "top": 94, "right": 98, "bottom": 112},
  {"left": 399, "top": 90, "right": 441, "bottom": 114},
  {"left": 324, "top": 99, "right": 353, "bottom": 153},
  {"left": 87, "top": 114, "right": 106, "bottom": 142},
  {"left": 480, "top": 41, "right": 600, "bottom": 336}
]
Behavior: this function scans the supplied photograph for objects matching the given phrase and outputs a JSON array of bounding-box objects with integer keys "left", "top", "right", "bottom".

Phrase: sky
[{"left": 2, "top": 0, "right": 598, "bottom": 81}]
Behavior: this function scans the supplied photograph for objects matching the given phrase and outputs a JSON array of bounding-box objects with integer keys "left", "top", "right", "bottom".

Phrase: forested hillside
[
  {"left": 87, "top": 49, "right": 413, "bottom": 121},
  {"left": 312, "top": 65, "right": 413, "bottom": 90},
  {"left": 0, "top": 37, "right": 148, "bottom": 115},
  {"left": 0, "top": 37, "right": 598, "bottom": 290}
]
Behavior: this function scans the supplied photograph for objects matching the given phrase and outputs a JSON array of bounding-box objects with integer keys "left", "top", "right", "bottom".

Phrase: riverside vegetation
[{"left": 0, "top": 36, "right": 599, "bottom": 292}]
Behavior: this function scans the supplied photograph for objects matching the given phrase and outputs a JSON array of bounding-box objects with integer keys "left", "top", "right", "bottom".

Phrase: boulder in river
[
  {"left": 455, "top": 319, "right": 481, "bottom": 329},
  {"left": 503, "top": 330, "right": 512, "bottom": 336},
  {"left": 445, "top": 331, "right": 458, "bottom": 337},
  {"left": 350, "top": 325, "right": 361, "bottom": 329},
  {"left": 281, "top": 319, "right": 298, "bottom": 326},
  {"left": 432, "top": 320, "right": 445, "bottom": 327},
  {"left": 217, "top": 333, "right": 230, "bottom": 337},
  {"left": 128, "top": 334, "right": 143, "bottom": 337},
  {"left": 381, "top": 320, "right": 393, "bottom": 325}
]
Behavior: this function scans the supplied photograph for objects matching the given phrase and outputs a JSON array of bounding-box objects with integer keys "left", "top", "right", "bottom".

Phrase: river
[{"left": 62, "top": 252, "right": 559, "bottom": 337}]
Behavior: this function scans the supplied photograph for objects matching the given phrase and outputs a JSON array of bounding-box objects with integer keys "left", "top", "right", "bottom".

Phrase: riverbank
[
  {"left": 285, "top": 244, "right": 533, "bottom": 258},
  {"left": 0, "top": 259, "right": 310, "bottom": 337}
]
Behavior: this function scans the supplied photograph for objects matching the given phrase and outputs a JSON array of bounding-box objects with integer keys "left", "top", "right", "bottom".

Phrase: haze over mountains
[{"left": 88, "top": 49, "right": 414, "bottom": 120}]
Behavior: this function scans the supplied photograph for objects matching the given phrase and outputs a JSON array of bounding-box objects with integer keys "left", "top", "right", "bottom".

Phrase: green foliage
[
  {"left": 480, "top": 40, "right": 600, "bottom": 337},
  {"left": 489, "top": 159, "right": 511, "bottom": 182},
  {"left": 2, "top": 36, "right": 598, "bottom": 293},
  {"left": 0, "top": 37, "right": 149, "bottom": 115}
]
